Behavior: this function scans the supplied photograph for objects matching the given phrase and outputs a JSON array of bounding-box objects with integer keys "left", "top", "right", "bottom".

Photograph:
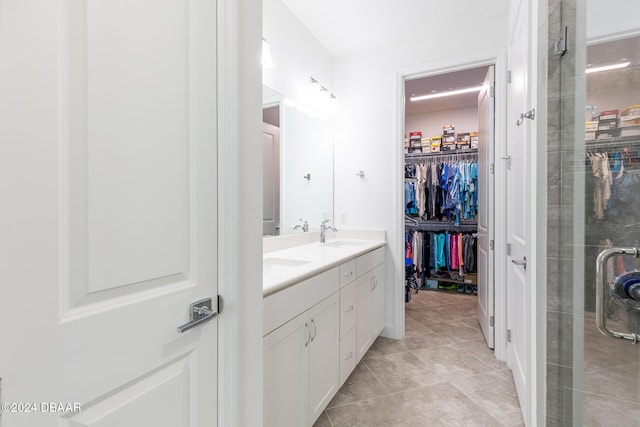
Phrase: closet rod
[
  {"left": 405, "top": 152, "right": 478, "bottom": 163},
  {"left": 406, "top": 148, "right": 477, "bottom": 159},
  {"left": 405, "top": 221, "right": 477, "bottom": 232}
]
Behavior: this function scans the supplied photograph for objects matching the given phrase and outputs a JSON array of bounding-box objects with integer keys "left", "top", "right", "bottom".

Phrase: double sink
[
  {"left": 262, "top": 239, "right": 380, "bottom": 297},
  {"left": 263, "top": 240, "right": 368, "bottom": 270}
]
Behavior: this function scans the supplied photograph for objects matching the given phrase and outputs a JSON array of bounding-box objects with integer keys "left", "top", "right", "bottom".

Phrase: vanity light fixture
[
  {"left": 262, "top": 38, "right": 274, "bottom": 69},
  {"left": 410, "top": 85, "right": 483, "bottom": 102},
  {"left": 303, "top": 77, "right": 339, "bottom": 118},
  {"left": 586, "top": 61, "right": 630, "bottom": 74}
]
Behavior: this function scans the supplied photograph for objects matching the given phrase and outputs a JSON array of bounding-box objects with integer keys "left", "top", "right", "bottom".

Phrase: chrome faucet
[
  {"left": 293, "top": 219, "right": 309, "bottom": 232},
  {"left": 320, "top": 219, "right": 337, "bottom": 243}
]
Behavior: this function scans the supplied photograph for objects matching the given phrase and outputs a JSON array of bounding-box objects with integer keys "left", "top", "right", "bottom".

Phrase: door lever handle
[
  {"left": 511, "top": 256, "right": 527, "bottom": 271},
  {"left": 177, "top": 298, "right": 218, "bottom": 333}
]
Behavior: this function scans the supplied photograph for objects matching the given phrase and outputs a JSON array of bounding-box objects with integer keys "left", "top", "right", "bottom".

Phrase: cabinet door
[
  {"left": 356, "top": 271, "right": 373, "bottom": 362},
  {"left": 371, "top": 264, "right": 386, "bottom": 338},
  {"left": 308, "top": 293, "right": 340, "bottom": 426},
  {"left": 264, "top": 311, "right": 310, "bottom": 427}
]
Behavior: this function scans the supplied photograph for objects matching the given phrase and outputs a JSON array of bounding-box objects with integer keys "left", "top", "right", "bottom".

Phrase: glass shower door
[{"left": 547, "top": 2, "right": 640, "bottom": 425}]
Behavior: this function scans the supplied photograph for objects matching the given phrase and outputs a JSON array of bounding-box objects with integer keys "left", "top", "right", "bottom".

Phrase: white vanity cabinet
[
  {"left": 263, "top": 243, "right": 386, "bottom": 427},
  {"left": 263, "top": 268, "right": 340, "bottom": 427}
]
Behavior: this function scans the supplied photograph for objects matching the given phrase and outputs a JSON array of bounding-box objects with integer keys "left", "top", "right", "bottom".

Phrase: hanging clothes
[{"left": 405, "top": 158, "right": 479, "bottom": 222}]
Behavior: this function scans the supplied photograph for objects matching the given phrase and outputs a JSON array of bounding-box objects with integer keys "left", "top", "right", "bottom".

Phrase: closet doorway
[{"left": 403, "top": 65, "right": 496, "bottom": 349}]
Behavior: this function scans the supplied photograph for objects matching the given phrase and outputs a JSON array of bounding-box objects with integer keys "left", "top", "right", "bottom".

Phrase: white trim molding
[
  {"left": 217, "top": 0, "right": 263, "bottom": 426},
  {"left": 395, "top": 49, "right": 509, "bottom": 359}
]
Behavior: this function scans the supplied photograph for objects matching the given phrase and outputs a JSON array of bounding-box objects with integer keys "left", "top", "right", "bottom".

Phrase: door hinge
[
  {"left": 554, "top": 25, "right": 568, "bottom": 56},
  {"left": 490, "top": 240, "right": 494, "bottom": 250},
  {"left": 507, "top": 329, "right": 512, "bottom": 343},
  {"left": 507, "top": 70, "right": 512, "bottom": 84},
  {"left": 217, "top": 295, "right": 223, "bottom": 314},
  {"left": 507, "top": 243, "right": 512, "bottom": 256},
  {"left": 490, "top": 85, "right": 495, "bottom": 98},
  {"left": 490, "top": 163, "right": 495, "bottom": 174},
  {"left": 490, "top": 316, "right": 495, "bottom": 327}
]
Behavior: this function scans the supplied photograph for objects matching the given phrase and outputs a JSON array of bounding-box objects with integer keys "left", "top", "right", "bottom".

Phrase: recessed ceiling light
[
  {"left": 410, "top": 86, "right": 483, "bottom": 102},
  {"left": 586, "top": 61, "right": 630, "bottom": 74}
]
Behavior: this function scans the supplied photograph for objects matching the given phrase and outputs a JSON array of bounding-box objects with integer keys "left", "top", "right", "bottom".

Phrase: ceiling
[
  {"left": 404, "top": 66, "right": 490, "bottom": 115},
  {"left": 279, "top": 0, "right": 504, "bottom": 57},
  {"left": 587, "top": 35, "right": 640, "bottom": 68},
  {"left": 278, "top": 1, "right": 496, "bottom": 115}
]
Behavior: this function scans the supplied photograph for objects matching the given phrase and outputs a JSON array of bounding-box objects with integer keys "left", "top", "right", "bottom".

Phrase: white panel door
[
  {"left": 507, "top": 0, "right": 532, "bottom": 422},
  {"left": 263, "top": 311, "right": 309, "bottom": 427},
  {"left": 308, "top": 293, "right": 340, "bottom": 426},
  {"left": 263, "top": 123, "right": 280, "bottom": 235},
  {"left": 0, "top": 1, "right": 218, "bottom": 426},
  {"left": 477, "top": 66, "right": 496, "bottom": 349}
]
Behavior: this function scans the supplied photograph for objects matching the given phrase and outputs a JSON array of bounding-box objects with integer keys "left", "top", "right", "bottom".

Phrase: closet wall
[
  {"left": 406, "top": 107, "right": 478, "bottom": 140},
  {"left": 332, "top": 2, "right": 509, "bottom": 339}
]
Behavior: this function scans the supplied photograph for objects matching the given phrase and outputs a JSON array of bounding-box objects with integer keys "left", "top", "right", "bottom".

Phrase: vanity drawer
[
  {"left": 356, "top": 246, "right": 385, "bottom": 277},
  {"left": 339, "top": 259, "right": 357, "bottom": 287},
  {"left": 264, "top": 267, "right": 339, "bottom": 336},
  {"left": 339, "top": 327, "right": 357, "bottom": 387},
  {"left": 340, "top": 281, "right": 357, "bottom": 339}
]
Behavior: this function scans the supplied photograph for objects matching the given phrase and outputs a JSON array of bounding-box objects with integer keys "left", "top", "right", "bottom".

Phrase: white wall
[
  {"left": 332, "top": 2, "right": 509, "bottom": 338},
  {"left": 263, "top": 0, "right": 333, "bottom": 106},
  {"left": 405, "top": 106, "right": 478, "bottom": 141}
]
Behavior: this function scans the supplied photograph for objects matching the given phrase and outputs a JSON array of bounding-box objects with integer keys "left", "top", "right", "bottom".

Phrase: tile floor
[{"left": 313, "top": 290, "right": 524, "bottom": 427}]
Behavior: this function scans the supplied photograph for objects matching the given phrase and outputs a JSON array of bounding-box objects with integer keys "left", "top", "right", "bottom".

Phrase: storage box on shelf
[
  {"left": 620, "top": 104, "right": 640, "bottom": 137},
  {"left": 456, "top": 132, "right": 470, "bottom": 150},
  {"left": 409, "top": 131, "right": 423, "bottom": 153},
  {"left": 596, "top": 109, "right": 620, "bottom": 140},
  {"left": 470, "top": 131, "right": 479, "bottom": 149},
  {"left": 430, "top": 136, "right": 442, "bottom": 152},
  {"left": 441, "top": 134, "right": 456, "bottom": 151}
]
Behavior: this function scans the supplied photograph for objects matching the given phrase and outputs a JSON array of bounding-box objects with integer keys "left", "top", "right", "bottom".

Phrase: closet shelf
[
  {"left": 585, "top": 135, "right": 640, "bottom": 148},
  {"left": 425, "top": 276, "right": 476, "bottom": 286}
]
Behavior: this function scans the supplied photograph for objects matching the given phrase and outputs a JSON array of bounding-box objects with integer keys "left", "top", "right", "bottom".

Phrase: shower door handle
[{"left": 595, "top": 247, "right": 640, "bottom": 343}]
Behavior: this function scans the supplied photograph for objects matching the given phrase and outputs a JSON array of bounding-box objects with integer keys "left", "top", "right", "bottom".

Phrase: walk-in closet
[{"left": 403, "top": 65, "right": 495, "bottom": 347}]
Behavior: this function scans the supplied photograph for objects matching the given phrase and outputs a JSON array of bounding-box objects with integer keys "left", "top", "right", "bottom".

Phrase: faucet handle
[{"left": 321, "top": 219, "right": 331, "bottom": 225}]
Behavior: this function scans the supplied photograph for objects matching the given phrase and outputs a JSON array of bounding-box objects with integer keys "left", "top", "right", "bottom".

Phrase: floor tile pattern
[{"left": 314, "top": 290, "right": 524, "bottom": 427}]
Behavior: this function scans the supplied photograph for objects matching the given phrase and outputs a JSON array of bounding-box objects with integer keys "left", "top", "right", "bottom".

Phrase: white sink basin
[
  {"left": 322, "top": 240, "right": 366, "bottom": 248},
  {"left": 263, "top": 257, "right": 311, "bottom": 268}
]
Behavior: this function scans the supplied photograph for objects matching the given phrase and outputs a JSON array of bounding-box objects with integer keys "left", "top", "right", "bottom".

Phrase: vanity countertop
[{"left": 263, "top": 230, "right": 386, "bottom": 297}]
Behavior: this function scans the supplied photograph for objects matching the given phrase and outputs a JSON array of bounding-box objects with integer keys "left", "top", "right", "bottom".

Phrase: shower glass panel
[{"left": 547, "top": 1, "right": 640, "bottom": 425}]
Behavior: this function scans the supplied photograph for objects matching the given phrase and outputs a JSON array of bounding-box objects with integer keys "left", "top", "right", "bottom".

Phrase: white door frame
[
  {"left": 393, "top": 49, "right": 509, "bottom": 357},
  {"left": 217, "top": 0, "right": 263, "bottom": 425}
]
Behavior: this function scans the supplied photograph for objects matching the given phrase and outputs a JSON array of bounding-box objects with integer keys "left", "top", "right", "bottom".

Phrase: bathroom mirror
[{"left": 262, "top": 85, "right": 334, "bottom": 236}]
